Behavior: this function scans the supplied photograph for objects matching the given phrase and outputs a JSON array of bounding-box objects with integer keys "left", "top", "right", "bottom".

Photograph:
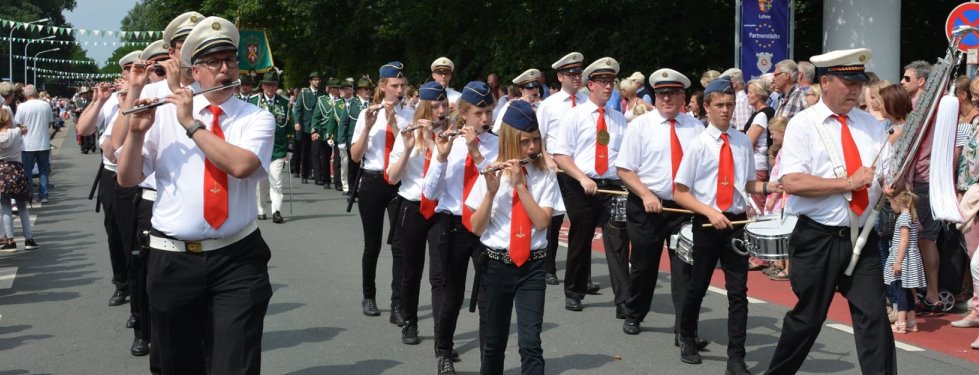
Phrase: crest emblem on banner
[
  {"left": 756, "top": 52, "right": 773, "bottom": 73},
  {"left": 758, "top": 0, "right": 773, "bottom": 13},
  {"left": 247, "top": 44, "right": 259, "bottom": 64}
]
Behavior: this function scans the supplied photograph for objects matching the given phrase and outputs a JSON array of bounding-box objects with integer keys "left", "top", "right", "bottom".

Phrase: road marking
[
  {"left": 826, "top": 323, "right": 924, "bottom": 352},
  {"left": 707, "top": 286, "right": 765, "bottom": 304},
  {"left": 0, "top": 267, "right": 17, "bottom": 289}
]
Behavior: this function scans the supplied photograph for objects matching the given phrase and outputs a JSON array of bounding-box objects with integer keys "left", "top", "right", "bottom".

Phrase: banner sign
[
  {"left": 740, "top": 0, "right": 790, "bottom": 80},
  {"left": 238, "top": 30, "right": 274, "bottom": 73}
]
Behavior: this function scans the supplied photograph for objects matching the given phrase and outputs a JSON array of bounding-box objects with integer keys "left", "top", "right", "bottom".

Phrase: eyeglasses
[
  {"left": 434, "top": 70, "right": 452, "bottom": 76},
  {"left": 902, "top": 76, "right": 912, "bottom": 82},
  {"left": 591, "top": 79, "right": 615, "bottom": 87},
  {"left": 196, "top": 56, "right": 239, "bottom": 70}
]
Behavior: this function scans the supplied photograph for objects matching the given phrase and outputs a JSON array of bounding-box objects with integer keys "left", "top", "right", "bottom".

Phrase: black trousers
[
  {"left": 766, "top": 215, "right": 896, "bottom": 375},
  {"left": 395, "top": 198, "right": 444, "bottom": 325},
  {"left": 561, "top": 177, "right": 629, "bottom": 302},
  {"left": 624, "top": 195, "right": 692, "bottom": 329},
  {"left": 357, "top": 171, "right": 403, "bottom": 304},
  {"left": 333, "top": 144, "right": 343, "bottom": 189},
  {"left": 544, "top": 215, "right": 564, "bottom": 275},
  {"left": 291, "top": 131, "right": 312, "bottom": 178},
  {"left": 310, "top": 139, "right": 332, "bottom": 183},
  {"left": 478, "top": 255, "right": 546, "bottom": 375},
  {"left": 434, "top": 213, "right": 482, "bottom": 355},
  {"left": 98, "top": 168, "right": 136, "bottom": 292},
  {"left": 680, "top": 212, "right": 749, "bottom": 360},
  {"left": 133, "top": 193, "right": 160, "bottom": 373},
  {"left": 147, "top": 230, "right": 273, "bottom": 375}
]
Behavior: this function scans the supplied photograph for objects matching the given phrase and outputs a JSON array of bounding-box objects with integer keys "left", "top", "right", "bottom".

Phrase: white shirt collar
[
  {"left": 194, "top": 94, "right": 241, "bottom": 125},
  {"left": 704, "top": 123, "right": 735, "bottom": 140}
]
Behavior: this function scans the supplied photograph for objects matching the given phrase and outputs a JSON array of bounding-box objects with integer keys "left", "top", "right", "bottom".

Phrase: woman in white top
[
  {"left": 619, "top": 78, "right": 652, "bottom": 123},
  {"left": 0, "top": 109, "right": 34, "bottom": 252},
  {"left": 744, "top": 79, "right": 775, "bottom": 213},
  {"left": 467, "top": 100, "right": 560, "bottom": 375}
]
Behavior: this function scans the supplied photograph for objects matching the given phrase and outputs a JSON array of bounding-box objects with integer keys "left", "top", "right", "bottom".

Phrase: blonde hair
[
  {"left": 700, "top": 70, "right": 720, "bottom": 89},
  {"left": 894, "top": 188, "right": 919, "bottom": 223},
  {"left": 0, "top": 108, "right": 10, "bottom": 128},
  {"left": 410, "top": 99, "right": 437, "bottom": 157},
  {"left": 767, "top": 116, "right": 789, "bottom": 159},
  {"left": 619, "top": 79, "right": 639, "bottom": 96},
  {"left": 496, "top": 123, "right": 545, "bottom": 171},
  {"left": 747, "top": 79, "right": 771, "bottom": 101}
]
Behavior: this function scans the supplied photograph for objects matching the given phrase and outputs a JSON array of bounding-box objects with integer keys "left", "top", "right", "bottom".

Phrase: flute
[
  {"left": 367, "top": 97, "right": 403, "bottom": 116},
  {"left": 122, "top": 80, "right": 241, "bottom": 115},
  {"left": 401, "top": 118, "right": 447, "bottom": 133},
  {"left": 480, "top": 153, "right": 542, "bottom": 174}
]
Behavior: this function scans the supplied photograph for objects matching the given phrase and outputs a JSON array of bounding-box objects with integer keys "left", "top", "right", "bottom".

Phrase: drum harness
[{"left": 812, "top": 117, "right": 861, "bottom": 248}]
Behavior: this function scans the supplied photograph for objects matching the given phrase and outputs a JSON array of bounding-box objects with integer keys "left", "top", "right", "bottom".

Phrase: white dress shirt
[
  {"left": 423, "top": 132, "right": 498, "bottom": 216},
  {"left": 13, "top": 99, "right": 52, "bottom": 152},
  {"left": 549, "top": 99, "right": 627, "bottom": 180},
  {"left": 465, "top": 165, "right": 563, "bottom": 249},
  {"left": 616, "top": 111, "right": 703, "bottom": 201},
  {"left": 97, "top": 94, "right": 121, "bottom": 170},
  {"left": 536, "top": 89, "right": 587, "bottom": 150},
  {"left": 674, "top": 124, "right": 756, "bottom": 214},
  {"left": 140, "top": 94, "right": 274, "bottom": 240},
  {"left": 775, "top": 101, "right": 887, "bottom": 227},
  {"left": 388, "top": 133, "right": 430, "bottom": 201},
  {"left": 446, "top": 88, "right": 462, "bottom": 105},
  {"left": 352, "top": 104, "right": 413, "bottom": 172}
]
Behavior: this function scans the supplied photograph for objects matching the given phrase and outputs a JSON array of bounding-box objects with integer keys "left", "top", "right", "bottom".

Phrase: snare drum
[
  {"left": 736, "top": 215, "right": 797, "bottom": 260},
  {"left": 610, "top": 195, "right": 627, "bottom": 223},
  {"left": 675, "top": 223, "right": 695, "bottom": 265}
]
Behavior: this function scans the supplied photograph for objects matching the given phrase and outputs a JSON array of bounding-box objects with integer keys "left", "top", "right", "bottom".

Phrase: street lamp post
[
  {"left": 32, "top": 48, "right": 59, "bottom": 86},
  {"left": 6, "top": 17, "right": 49, "bottom": 82},
  {"left": 24, "top": 35, "right": 55, "bottom": 83}
]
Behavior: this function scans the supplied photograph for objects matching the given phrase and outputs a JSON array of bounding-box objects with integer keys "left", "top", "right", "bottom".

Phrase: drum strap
[{"left": 813, "top": 119, "right": 859, "bottom": 245}]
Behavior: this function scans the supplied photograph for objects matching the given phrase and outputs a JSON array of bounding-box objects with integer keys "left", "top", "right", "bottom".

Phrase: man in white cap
[
  {"left": 117, "top": 16, "right": 274, "bottom": 375},
  {"left": 536, "top": 52, "right": 589, "bottom": 287},
  {"left": 721, "top": 68, "right": 751, "bottom": 131},
  {"left": 491, "top": 68, "right": 542, "bottom": 132},
  {"left": 431, "top": 57, "right": 462, "bottom": 105},
  {"left": 551, "top": 57, "right": 630, "bottom": 315},
  {"left": 766, "top": 48, "right": 895, "bottom": 375}
]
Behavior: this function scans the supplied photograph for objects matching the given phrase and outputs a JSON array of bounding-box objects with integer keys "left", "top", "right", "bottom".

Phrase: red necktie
[
  {"left": 204, "top": 106, "right": 229, "bottom": 229},
  {"left": 419, "top": 136, "right": 438, "bottom": 219},
  {"left": 383, "top": 114, "right": 396, "bottom": 184},
  {"left": 595, "top": 107, "right": 608, "bottom": 175},
  {"left": 510, "top": 169, "right": 531, "bottom": 267},
  {"left": 570, "top": 95, "right": 576, "bottom": 108},
  {"left": 834, "top": 114, "right": 869, "bottom": 215},
  {"left": 669, "top": 119, "right": 683, "bottom": 190},
  {"left": 462, "top": 140, "right": 479, "bottom": 232},
  {"left": 716, "top": 133, "right": 734, "bottom": 211}
]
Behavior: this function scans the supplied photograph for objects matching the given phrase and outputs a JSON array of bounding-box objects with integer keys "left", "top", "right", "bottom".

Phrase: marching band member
[
  {"left": 467, "top": 100, "right": 560, "bottom": 375},
  {"left": 343, "top": 78, "right": 372, "bottom": 195},
  {"left": 350, "top": 62, "right": 411, "bottom": 322},
  {"left": 386, "top": 81, "right": 450, "bottom": 345},
  {"left": 311, "top": 78, "right": 340, "bottom": 186},
  {"left": 492, "top": 68, "right": 542, "bottom": 133},
  {"left": 293, "top": 72, "right": 323, "bottom": 183},
  {"left": 423, "top": 81, "right": 497, "bottom": 374},
  {"left": 536, "top": 52, "right": 587, "bottom": 286},
  {"left": 673, "top": 77, "right": 779, "bottom": 374},
  {"left": 117, "top": 16, "right": 274, "bottom": 375},
  {"left": 766, "top": 48, "right": 896, "bottom": 375},
  {"left": 550, "top": 57, "right": 630, "bottom": 315},
  {"left": 616, "top": 68, "right": 708, "bottom": 351},
  {"left": 247, "top": 72, "right": 292, "bottom": 223}
]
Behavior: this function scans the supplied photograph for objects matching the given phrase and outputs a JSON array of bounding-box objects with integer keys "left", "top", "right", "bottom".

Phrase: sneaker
[
  {"left": 401, "top": 323, "right": 420, "bottom": 345},
  {"left": 0, "top": 242, "right": 15, "bottom": 253},
  {"left": 436, "top": 354, "right": 456, "bottom": 375},
  {"left": 40, "top": 198, "right": 48, "bottom": 204},
  {"left": 24, "top": 239, "right": 38, "bottom": 250}
]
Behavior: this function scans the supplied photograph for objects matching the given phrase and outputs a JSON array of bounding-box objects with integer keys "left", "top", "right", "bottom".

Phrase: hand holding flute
[
  {"left": 481, "top": 153, "right": 541, "bottom": 175},
  {"left": 122, "top": 80, "right": 241, "bottom": 115}
]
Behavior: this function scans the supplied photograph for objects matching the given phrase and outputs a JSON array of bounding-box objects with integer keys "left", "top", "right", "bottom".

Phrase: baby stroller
[{"left": 916, "top": 222, "right": 971, "bottom": 313}]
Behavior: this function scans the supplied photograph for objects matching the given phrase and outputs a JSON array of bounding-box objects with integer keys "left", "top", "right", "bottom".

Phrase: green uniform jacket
[
  {"left": 323, "top": 97, "right": 349, "bottom": 142},
  {"left": 342, "top": 97, "right": 370, "bottom": 148},
  {"left": 310, "top": 95, "right": 341, "bottom": 140},
  {"left": 247, "top": 94, "right": 294, "bottom": 160},
  {"left": 292, "top": 87, "right": 323, "bottom": 133}
]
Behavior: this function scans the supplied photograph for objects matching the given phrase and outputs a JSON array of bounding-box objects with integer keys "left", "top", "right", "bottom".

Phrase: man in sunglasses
[
  {"left": 491, "top": 69, "right": 543, "bottom": 133},
  {"left": 431, "top": 57, "right": 461, "bottom": 107},
  {"left": 902, "top": 60, "right": 930, "bottom": 108}
]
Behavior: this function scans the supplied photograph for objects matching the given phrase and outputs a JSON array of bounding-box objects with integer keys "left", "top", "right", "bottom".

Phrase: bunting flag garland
[
  {"left": 36, "top": 71, "right": 121, "bottom": 79},
  {"left": 14, "top": 55, "right": 99, "bottom": 65},
  {"left": 1, "top": 18, "right": 162, "bottom": 41},
  {"left": 0, "top": 36, "right": 150, "bottom": 47}
]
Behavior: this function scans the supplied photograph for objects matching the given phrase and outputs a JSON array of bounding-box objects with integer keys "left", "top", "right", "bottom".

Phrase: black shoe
[
  {"left": 674, "top": 333, "right": 711, "bottom": 351},
  {"left": 108, "top": 290, "right": 128, "bottom": 306},
  {"left": 402, "top": 322, "right": 420, "bottom": 345},
  {"left": 258, "top": 214, "right": 268, "bottom": 220},
  {"left": 343, "top": 191, "right": 352, "bottom": 196},
  {"left": 126, "top": 314, "right": 136, "bottom": 328},
  {"left": 565, "top": 297, "right": 583, "bottom": 312},
  {"left": 390, "top": 305, "right": 406, "bottom": 327},
  {"left": 130, "top": 338, "right": 150, "bottom": 356},
  {"left": 679, "top": 337, "right": 702, "bottom": 364},
  {"left": 24, "top": 239, "right": 38, "bottom": 250},
  {"left": 615, "top": 303, "right": 628, "bottom": 319},
  {"left": 586, "top": 280, "right": 600, "bottom": 295},
  {"left": 292, "top": 172, "right": 300, "bottom": 178},
  {"left": 545, "top": 273, "right": 559, "bottom": 285},
  {"left": 623, "top": 320, "right": 640, "bottom": 335},
  {"left": 362, "top": 298, "right": 380, "bottom": 316},
  {"left": 272, "top": 212, "right": 284, "bottom": 224},
  {"left": 301, "top": 178, "right": 309, "bottom": 184},
  {"left": 335, "top": 185, "right": 343, "bottom": 191},
  {"left": 323, "top": 184, "right": 332, "bottom": 189},
  {"left": 437, "top": 354, "right": 456, "bottom": 375},
  {"left": 315, "top": 180, "right": 325, "bottom": 186},
  {"left": 726, "top": 358, "right": 750, "bottom": 375}
]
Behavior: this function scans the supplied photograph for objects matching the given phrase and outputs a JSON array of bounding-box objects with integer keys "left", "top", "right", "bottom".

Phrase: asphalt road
[{"left": 0, "top": 126, "right": 976, "bottom": 374}]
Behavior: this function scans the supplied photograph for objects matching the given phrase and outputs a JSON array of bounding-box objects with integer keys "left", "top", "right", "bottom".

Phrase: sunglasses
[{"left": 902, "top": 76, "right": 912, "bottom": 82}]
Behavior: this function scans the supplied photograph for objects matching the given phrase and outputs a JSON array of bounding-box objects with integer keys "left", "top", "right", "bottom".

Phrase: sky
[{"left": 63, "top": 0, "right": 141, "bottom": 66}]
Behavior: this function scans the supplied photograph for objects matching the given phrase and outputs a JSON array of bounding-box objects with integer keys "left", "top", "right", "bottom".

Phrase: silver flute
[
  {"left": 121, "top": 79, "right": 242, "bottom": 115},
  {"left": 401, "top": 118, "right": 446, "bottom": 133},
  {"left": 480, "top": 153, "right": 542, "bottom": 175}
]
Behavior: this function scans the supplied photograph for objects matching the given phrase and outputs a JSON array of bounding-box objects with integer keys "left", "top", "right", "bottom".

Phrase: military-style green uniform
[
  {"left": 247, "top": 93, "right": 293, "bottom": 160},
  {"left": 291, "top": 86, "right": 323, "bottom": 181},
  {"left": 342, "top": 95, "right": 369, "bottom": 148}
]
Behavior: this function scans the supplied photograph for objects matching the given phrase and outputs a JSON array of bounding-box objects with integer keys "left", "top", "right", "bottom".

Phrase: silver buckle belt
[
  {"left": 484, "top": 248, "right": 546, "bottom": 264},
  {"left": 141, "top": 189, "right": 157, "bottom": 202},
  {"left": 149, "top": 222, "right": 257, "bottom": 253}
]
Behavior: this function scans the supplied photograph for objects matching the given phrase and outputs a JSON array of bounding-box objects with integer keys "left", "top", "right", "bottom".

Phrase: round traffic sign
[{"left": 946, "top": 2, "right": 979, "bottom": 51}]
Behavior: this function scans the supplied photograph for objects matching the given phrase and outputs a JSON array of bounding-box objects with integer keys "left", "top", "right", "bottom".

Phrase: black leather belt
[{"left": 798, "top": 215, "right": 861, "bottom": 238}]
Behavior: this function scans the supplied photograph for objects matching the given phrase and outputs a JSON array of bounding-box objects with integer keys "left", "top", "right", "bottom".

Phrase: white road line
[
  {"left": 707, "top": 286, "right": 765, "bottom": 304},
  {"left": 826, "top": 323, "right": 924, "bottom": 352},
  {"left": 0, "top": 267, "right": 17, "bottom": 289}
]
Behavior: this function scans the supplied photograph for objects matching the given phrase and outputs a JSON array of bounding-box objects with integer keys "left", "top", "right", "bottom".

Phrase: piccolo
[
  {"left": 439, "top": 130, "right": 462, "bottom": 139},
  {"left": 401, "top": 118, "right": 447, "bottom": 133},
  {"left": 366, "top": 97, "right": 403, "bottom": 116},
  {"left": 122, "top": 80, "right": 241, "bottom": 115},
  {"left": 480, "top": 153, "right": 542, "bottom": 175}
]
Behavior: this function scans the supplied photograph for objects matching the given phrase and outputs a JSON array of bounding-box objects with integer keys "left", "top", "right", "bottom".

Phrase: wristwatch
[{"left": 185, "top": 119, "right": 207, "bottom": 139}]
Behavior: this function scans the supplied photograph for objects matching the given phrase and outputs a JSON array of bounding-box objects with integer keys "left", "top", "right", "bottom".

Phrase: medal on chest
[{"left": 596, "top": 129, "right": 610, "bottom": 146}]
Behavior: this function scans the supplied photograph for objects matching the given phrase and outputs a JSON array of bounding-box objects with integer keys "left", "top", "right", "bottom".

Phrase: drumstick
[
  {"left": 597, "top": 189, "right": 627, "bottom": 196},
  {"left": 663, "top": 207, "right": 694, "bottom": 214},
  {"left": 597, "top": 189, "right": 694, "bottom": 213},
  {"left": 700, "top": 216, "right": 777, "bottom": 228}
]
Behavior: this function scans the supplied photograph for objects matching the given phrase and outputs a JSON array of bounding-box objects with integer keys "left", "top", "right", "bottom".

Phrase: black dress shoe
[
  {"left": 545, "top": 273, "right": 559, "bottom": 285},
  {"left": 586, "top": 280, "right": 601, "bottom": 295},
  {"left": 674, "top": 333, "right": 711, "bottom": 350},
  {"left": 272, "top": 212, "right": 284, "bottom": 224},
  {"left": 108, "top": 290, "right": 128, "bottom": 306},
  {"left": 315, "top": 180, "right": 325, "bottom": 186},
  {"left": 726, "top": 357, "right": 750, "bottom": 375},
  {"left": 565, "top": 297, "right": 583, "bottom": 312},
  {"left": 678, "top": 337, "right": 702, "bottom": 364},
  {"left": 615, "top": 303, "right": 628, "bottom": 319},
  {"left": 131, "top": 338, "right": 150, "bottom": 356},
  {"left": 390, "top": 305, "right": 406, "bottom": 326},
  {"left": 623, "top": 320, "right": 640, "bottom": 335},
  {"left": 257, "top": 214, "right": 267, "bottom": 220},
  {"left": 402, "top": 322, "right": 420, "bottom": 345},
  {"left": 126, "top": 314, "right": 136, "bottom": 328},
  {"left": 362, "top": 298, "right": 381, "bottom": 316}
]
